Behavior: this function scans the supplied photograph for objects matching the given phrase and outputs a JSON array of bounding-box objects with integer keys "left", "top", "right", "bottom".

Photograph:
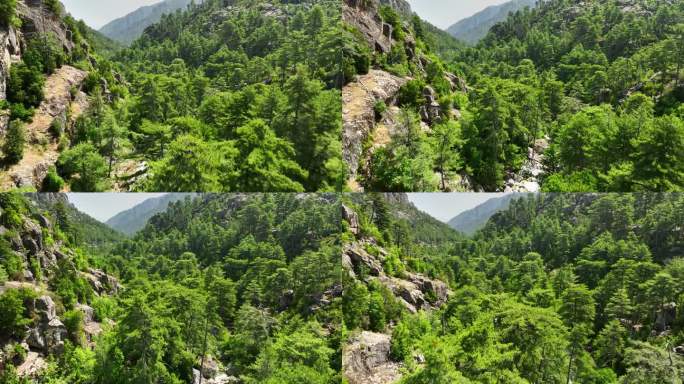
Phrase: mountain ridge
[
  {"left": 99, "top": 0, "right": 201, "bottom": 44},
  {"left": 448, "top": 193, "right": 525, "bottom": 235},
  {"left": 447, "top": 0, "right": 538, "bottom": 44},
  {"left": 105, "top": 193, "right": 196, "bottom": 235}
]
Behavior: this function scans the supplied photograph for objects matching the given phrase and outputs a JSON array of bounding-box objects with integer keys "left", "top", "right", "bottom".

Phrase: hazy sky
[
  {"left": 407, "top": 193, "right": 507, "bottom": 222},
  {"left": 61, "top": 0, "right": 162, "bottom": 29},
  {"left": 68, "top": 193, "right": 167, "bottom": 222},
  {"left": 407, "top": 0, "right": 510, "bottom": 29}
]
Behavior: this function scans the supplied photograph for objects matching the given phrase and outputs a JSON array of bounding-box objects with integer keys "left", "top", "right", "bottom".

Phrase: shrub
[
  {"left": 3, "top": 120, "right": 26, "bottom": 164},
  {"left": 62, "top": 309, "right": 85, "bottom": 346},
  {"left": 397, "top": 79, "right": 427, "bottom": 109},
  {"left": 373, "top": 101, "right": 387, "bottom": 121},
  {"left": 41, "top": 166, "right": 65, "bottom": 192},
  {"left": 49, "top": 118, "right": 63, "bottom": 138},
  {"left": 11, "top": 343, "right": 27, "bottom": 365},
  {"left": 91, "top": 296, "right": 116, "bottom": 322},
  {"left": 0, "top": 289, "right": 36, "bottom": 339},
  {"left": 8, "top": 103, "right": 34, "bottom": 122},
  {"left": 0, "top": 0, "right": 21, "bottom": 28},
  {"left": 7, "top": 63, "right": 44, "bottom": 108}
]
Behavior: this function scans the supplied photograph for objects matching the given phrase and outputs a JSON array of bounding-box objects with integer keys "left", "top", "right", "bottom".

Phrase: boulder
[
  {"left": 342, "top": 205, "right": 360, "bottom": 235},
  {"left": 344, "top": 243, "right": 384, "bottom": 276},
  {"left": 343, "top": 70, "right": 407, "bottom": 182},
  {"left": 34, "top": 296, "right": 56, "bottom": 321},
  {"left": 76, "top": 303, "right": 95, "bottom": 323},
  {"left": 343, "top": 331, "right": 402, "bottom": 384}
]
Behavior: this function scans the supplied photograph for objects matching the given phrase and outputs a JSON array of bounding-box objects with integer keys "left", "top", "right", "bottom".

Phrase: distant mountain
[
  {"left": 106, "top": 194, "right": 196, "bottom": 235},
  {"left": 447, "top": 0, "right": 538, "bottom": 44},
  {"left": 99, "top": 0, "right": 201, "bottom": 44},
  {"left": 448, "top": 194, "right": 524, "bottom": 235}
]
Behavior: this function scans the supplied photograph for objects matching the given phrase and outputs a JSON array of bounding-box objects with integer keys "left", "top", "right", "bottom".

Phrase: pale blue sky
[
  {"left": 61, "top": 0, "right": 162, "bottom": 28},
  {"left": 407, "top": 0, "right": 510, "bottom": 29},
  {"left": 408, "top": 193, "right": 507, "bottom": 222},
  {"left": 68, "top": 193, "right": 166, "bottom": 222}
]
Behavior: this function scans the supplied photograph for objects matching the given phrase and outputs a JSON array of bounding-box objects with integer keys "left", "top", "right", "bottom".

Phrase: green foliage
[
  {"left": 41, "top": 166, "right": 65, "bottom": 192},
  {"left": 0, "top": 289, "right": 36, "bottom": 340},
  {"left": 3, "top": 120, "right": 26, "bottom": 164},
  {"left": 57, "top": 143, "right": 110, "bottom": 192},
  {"left": 0, "top": 0, "right": 20, "bottom": 28}
]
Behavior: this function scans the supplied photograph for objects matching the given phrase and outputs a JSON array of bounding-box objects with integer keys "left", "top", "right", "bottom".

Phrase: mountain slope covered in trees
[
  {"left": 343, "top": 0, "right": 684, "bottom": 192},
  {"left": 105, "top": 193, "right": 194, "bottom": 235},
  {"left": 0, "top": 192, "right": 344, "bottom": 383},
  {"left": 446, "top": 0, "right": 537, "bottom": 44},
  {"left": 447, "top": 193, "right": 521, "bottom": 234},
  {"left": 99, "top": 0, "right": 201, "bottom": 45},
  {"left": 2, "top": 0, "right": 344, "bottom": 192},
  {"left": 343, "top": 192, "right": 684, "bottom": 383}
]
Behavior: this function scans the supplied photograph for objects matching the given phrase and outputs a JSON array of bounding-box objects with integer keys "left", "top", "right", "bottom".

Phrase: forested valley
[
  {"left": 0, "top": 0, "right": 343, "bottom": 192},
  {"left": 0, "top": 193, "right": 343, "bottom": 383},
  {"left": 342, "top": 0, "right": 684, "bottom": 192},
  {"left": 342, "top": 193, "right": 684, "bottom": 383}
]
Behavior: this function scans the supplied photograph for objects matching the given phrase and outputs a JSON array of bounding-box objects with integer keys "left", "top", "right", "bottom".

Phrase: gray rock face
[
  {"left": 34, "top": 296, "right": 56, "bottom": 321},
  {"left": 343, "top": 331, "right": 402, "bottom": 384},
  {"left": 343, "top": 70, "right": 407, "bottom": 183},
  {"left": 81, "top": 268, "right": 122, "bottom": 295},
  {"left": 27, "top": 295, "right": 67, "bottom": 354},
  {"left": 342, "top": 205, "right": 360, "bottom": 235}
]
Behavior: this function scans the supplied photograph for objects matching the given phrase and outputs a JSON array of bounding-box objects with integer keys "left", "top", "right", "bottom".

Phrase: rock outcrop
[
  {"left": 343, "top": 69, "right": 407, "bottom": 186},
  {"left": 0, "top": 65, "right": 88, "bottom": 189},
  {"left": 343, "top": 331, "right": 402, "bottom": 384},
  {"left": 342, "top": 205, "right": 451, "bottom": 313},
  {"left": 1, "top": 0, "right": 83, "bottom": 134}
]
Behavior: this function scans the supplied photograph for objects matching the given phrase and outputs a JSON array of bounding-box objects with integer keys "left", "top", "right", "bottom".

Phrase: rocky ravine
[{"left": 341, "top": 204, "right": 451, "bottom": 384}]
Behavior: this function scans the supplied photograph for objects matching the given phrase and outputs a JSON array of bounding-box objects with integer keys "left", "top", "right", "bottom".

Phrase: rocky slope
[
  {"left": 0, "top": 0, "right": 83, "bottom": 132},
  {"left": 1, "top": 65, "right": 88, "bottom": 189},
  {"left": 447, "top": 0, "right": 537, "bottom": 44},
  {"left": 342, "top": 0, "right": 469, "bottom": 190},
  {"left": 342, "top": 202, "right": 451, "bottom": 383},
  {"left": 0, "top": 194, "right": 120, "bottom": 378},
  {"left": 0, "top": 0, "right": 92, "bottom": 189}
]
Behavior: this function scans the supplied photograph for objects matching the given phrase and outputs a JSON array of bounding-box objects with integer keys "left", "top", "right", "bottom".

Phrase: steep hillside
[
  {"left": 1, "top": 192, "right": 345, "bottom": 382},
  {"left": 341, "top": 193, "right": 456, "bottom": 383},
  {"left": 0, "top": 193, "right": 121, "bottom": 381},
  {"left": 447, "top": 193, "right": 523, "bottom": 235},
  {"left": 342, "top": 0, "right": 479, "bottom": 192},
  {"left": 105, "top": 193, "right": 195, "bottom": 235},
  {"left": 344, "top": 192, "right": 684, "bottom": 383},
  {"left": 447, "top": 0, "right": 537, "bottom": 44},
  {"left": 99, "top": 0, "right": 202, "bottom": 45},
  {"left": 0, "top": 0, "right": 124, "bottom": 190},
  {"left": 447, "top": 0, "right": 684, "bottom": 192}
]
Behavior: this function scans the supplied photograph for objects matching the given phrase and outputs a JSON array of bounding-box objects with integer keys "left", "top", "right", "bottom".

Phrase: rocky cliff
[
  {"left": 0, "top": 194, "right": 119, "bottom": 379},
  {"left": 0, "top": 1, "right": 91, "bottom": 188},
  {"left": 341, "top": 203, "right": 451, "bottom": 383},
  {"left": 0, "top": 0, "right": 82, "bottom": 129},
  {"left": 342, "top": 0, "right": 469, "bottom": 190}
]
